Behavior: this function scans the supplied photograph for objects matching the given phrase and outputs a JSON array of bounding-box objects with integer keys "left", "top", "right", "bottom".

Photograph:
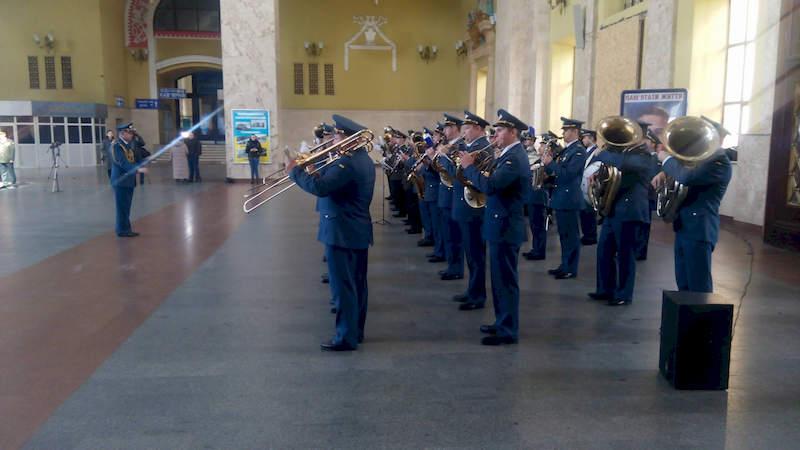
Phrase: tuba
[
  {"left": 455, "top": 142, "right": 495, "bottom": 208},
  {"left": 656, "top": 116, "right": 720, "bottom": 222},
  {"left": 589, "top": 116, "right": 644, "bottom": 217}
]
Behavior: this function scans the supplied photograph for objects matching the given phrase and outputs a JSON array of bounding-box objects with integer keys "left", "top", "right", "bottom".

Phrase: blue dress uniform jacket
[
  {"left": 594, "top": 150, "right": 655, "bottom": 223},
  {"left": 291, "top": 148, "right": 376, "bottom": 250},
  {"left": 463, "top": 142, "right": 530, "bottom": 245},
  {"left": 546, "top": 141, "right": 586, "bottom": 210},
  {"left": 451, "top": 136, "right": 490, "bottom": 220},
  {"left": 110, "top": 140, "right": 138, "bottom": 188},
  {"left": 662, "top": 151, "right": 732, "bottom": 244},
  {"left": 662, "top": 150, "right": 732, "bottom": 293},
  {"left": 437, "top": 152, "right": 464, "bottom": 277},
  {"left": 422, "top": 163, "right": 440, "bottom": 202}
]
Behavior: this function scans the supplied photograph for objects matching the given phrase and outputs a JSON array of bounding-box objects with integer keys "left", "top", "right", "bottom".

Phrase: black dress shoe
[
  {"left": 440, "top": 273, "right": 464, "bottom": 281},
  {"left": 320, "top": 340, "right": 356, "bottom": 351},
  {"left": 481, "top": 335, "right": 517, "bottom": 346},
  {"left": 581, "top": 238, "right": 597, "bottom": 246},
  {"left": 479, "top": 324, "right": 497, "bottom": 335},
  {"left": 452, "top": 293, "right": 469, "bottom": 303},
  {"left": 417, "top": 238, "right": 434, "bottom": 247},
  {"left": 425, "top": 252, "right": 437, "bottom": 258},
  {"left": 438, "top": 270, "right": 447, "bottom": 276},
  {"left": 117, "top": 231, "right": 140, "bottom": 237},
  {"left": 554, "top": 272, "right": 576, "bottom": 280},
  {"left": 459, "top": 302, "right": 484, "bottom": 311},
  {"left": 588, "top": 292, "right": 613, "bottom": 301},
  {"left": 607, "top": 298, "right": 631, "bottom": 306},
  {"left": 635, "top": 256, "right": 647, "bottom": 261},
  {"left": 547, "top": 267, "right": 564, "bottom": 276},
  {"left": 321, "top": 274, "right": 329, "bottom": 284},
  {"left": 525, "top": 253, "right": 546, "bottom": 261},
  {"left": 428, "top": 256, "right": 446, "bottom": 263},
  {"left": 330, "top": 307, "right": 337, "bottom": 314}
]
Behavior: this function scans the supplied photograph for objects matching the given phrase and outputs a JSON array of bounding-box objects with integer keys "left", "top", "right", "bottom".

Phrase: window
[
  {"left": 28, "top": 56, "right": 40, "bottom": 89},
  {"left": 154, "top": 0, "right": 220, "bottom": 33},
  {"left": 68, "top": 125, "right": 80, "bottom": 143},
  {"left": 294, "top": 63, "right": 304, "bottom": 95},
  {"left": 308, "top": 63, "right": 319, "bottom": 95},
  {"left": 324, "top": 64, "right": 335, "bottom": 96},
  {"left": 61, "top": 57, "right": 73, "bottom": 89},
  {"left": 53, "top": 124, "right": 66, "bottom": 144},
  {"left": 17, "top": 125, "right": 35, "bottom": 144},
  {"left": 44, "top": 56, "right": 57, "bottom": 89},
  {"left": 39, "top": 124, "right": 53, "bottom": 144},
  {"left": 722, "top": 0, "right": 759, "bottom": 147}
]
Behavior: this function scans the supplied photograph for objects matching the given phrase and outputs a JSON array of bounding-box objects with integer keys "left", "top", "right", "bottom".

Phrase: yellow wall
[
  {"left": 156, "top": 38, "right": 222, "bottom": 62},
  {"left": 550, "top": 4, "right": 576, "bottom": 46},
  {"left": 99, "top": 0, "right": 129, "bottom": 106},
  {"left": 278, "top": 0, "right": 472, "bottom": 111},
  {"left": 549, "top": 43, "right": 574, "bottom": 132},
  {"left": 598, "top": 0, "right": 648, "bottom": 27},
  {"left": 0, "top": 0, "right": 107, "bottom": 103},
  {"left": 683, "top": 0, "right": 728, "bottom": 120}
]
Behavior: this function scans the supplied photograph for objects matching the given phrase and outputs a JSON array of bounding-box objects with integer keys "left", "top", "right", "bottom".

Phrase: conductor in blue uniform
[
  {"left": 654, "top": 118, "right": 732, "bottom": 293},
  {"left": 544, "top": 117, "right": 587, "bottom": 279},
  {"left": 289, "top": 114, "right": 376, "bottom": 351},
  {"left": 459, "top": 109, "right": 530, "bottom": 346},
  {"left": 452, "top": 110, "right": 491, "bottom": 311},
  {"left": 588, "top": 134, "right": 657, "bottom": 306},
  {"left": 110, "top": 123, "right": 142, "bottom": 237}
]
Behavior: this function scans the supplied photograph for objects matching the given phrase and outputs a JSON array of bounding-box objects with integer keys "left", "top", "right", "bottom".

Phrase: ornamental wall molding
[{"left": 344, "top": 16, "right": 397, "bottom": 72}]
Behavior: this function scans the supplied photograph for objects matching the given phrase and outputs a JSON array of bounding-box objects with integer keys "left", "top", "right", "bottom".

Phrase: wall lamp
[
  {"left": 304, "top": 41, "right": 324, "bottom": 57},
  {"left": 417, "top": 45, "right": 438, "bottom": 63},
  {"left": 32, "top": 32, "right": 56, "bottom": 51},
  {"left": 455, "top": 40, "right": 467, "bottom": 58},
  {"left": 129, "top": 48, "right": 149, "bottom": 62}
]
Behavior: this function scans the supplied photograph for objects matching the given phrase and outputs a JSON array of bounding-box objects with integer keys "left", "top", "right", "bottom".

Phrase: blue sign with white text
[
  {"left": 135, "top": 99, "right": 159, "bottom": 109},
  {"left": 159, "top": 88, "right": 187, "bottom": 99}
]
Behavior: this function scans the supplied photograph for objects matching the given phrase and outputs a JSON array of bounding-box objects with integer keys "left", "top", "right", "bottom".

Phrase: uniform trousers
[
  {"left": 113, "top": 186, "right": 134, "bottom": 235},
  {"left": 635, "top": 215, "right": 652, "bottom": 259},
  {"left": 441, "top": 209, "right": 464, "bottom": 276},
  {"left": 579, "top": 205, "right": 598, "bottom": 242},
  {"left": 596, "top": 219, "right": 645, "bottom": 302},
  {"left": 489, "top": 242, "right": 521, "bottom": 339},
  {"left": 527, "top": 203, "right": 547, "bottom": 257},
  {"left": 555, "top": 209, "right": 581, "bottom": 274},
  {"left": 419, "top": 200, "right": 433, "bottom": 241},
  {"left": 326, "top": 244, "right": 369, "bottom": 348},
  {"left": 674, "top": 235, "right": 714, "bottom": 293},
  {"left": 460, "top": 217, "right": 486, "bottom": 305},
  {"left": 427, "top": 203, "right": 445, "bottom": 258}
]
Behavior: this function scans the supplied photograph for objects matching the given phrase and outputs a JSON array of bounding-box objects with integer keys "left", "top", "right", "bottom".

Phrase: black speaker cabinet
[{"left": 659, "top": 290, "right": 734, "bottom": 390}]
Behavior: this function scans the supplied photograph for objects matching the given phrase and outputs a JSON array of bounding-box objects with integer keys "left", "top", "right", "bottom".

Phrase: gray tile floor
[{"left": 12, "top": 167, "right": 800, "bottom": 449}]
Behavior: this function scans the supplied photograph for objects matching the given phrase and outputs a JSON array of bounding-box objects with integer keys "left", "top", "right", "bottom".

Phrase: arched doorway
[{"left": 156, "top": 63, "right": 224, "bottom": 143}]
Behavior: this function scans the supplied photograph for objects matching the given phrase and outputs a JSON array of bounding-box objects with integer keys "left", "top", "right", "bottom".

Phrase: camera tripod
[{"left": 48, "top": 142, "right": 68, "bottom": 192}]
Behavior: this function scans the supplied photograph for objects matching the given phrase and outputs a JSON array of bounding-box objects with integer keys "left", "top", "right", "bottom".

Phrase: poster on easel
[
  {"left": 232, "top": 109, "right": 270, "bottom": 164},
  {"left": 620, "top": 88, "right": 688, "bottom": 136}
]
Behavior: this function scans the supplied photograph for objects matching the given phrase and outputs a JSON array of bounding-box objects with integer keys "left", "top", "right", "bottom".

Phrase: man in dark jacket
[{"left": 186, "top": 132, "right": 203, "bottom": 182}]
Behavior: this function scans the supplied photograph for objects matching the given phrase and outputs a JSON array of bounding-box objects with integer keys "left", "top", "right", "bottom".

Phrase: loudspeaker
[{"left": 659, "top": 290, "right": 733, "bottom": 390}]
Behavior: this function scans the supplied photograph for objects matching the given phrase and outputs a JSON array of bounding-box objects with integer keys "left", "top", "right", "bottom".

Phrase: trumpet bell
[{"left": 662, "top": 116, "right": 720, "bottom": 163}]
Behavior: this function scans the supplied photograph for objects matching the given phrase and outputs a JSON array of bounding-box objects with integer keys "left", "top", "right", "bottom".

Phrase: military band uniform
[
  {"left": 403, "top": 148, "right": 423, "bottom": 234},
  {"left": 579, "top": 142, "right": 599, "bottom": 245},
  {"left": 661, "top": 150, "right": 732, "bottom": 292},
  {"left": 525, "top": 171, "right": 549, "bottom": 260},
  {"left": 592, "top": 147, "right": 657, "bottom": 305},
  {"left": 451, "top": 116, "right": 490, "bottom": 308},
  {"left": 462, "top": 110, "right": 530, "bottom": 344},
  {"left": 545, "top": 120, "right": 587, "bottom": 278},
  {"left": 289, "top": 115, "right": 375, "bottom": 351},
  {"left": 422, "top": 158, "right": 446, "bottom": 260},
  {"left": 110, "top": 128, "right": 139, "bottom": 237},
  {"left": 437, "top": 119, "right": 465, "bottom": 279}
]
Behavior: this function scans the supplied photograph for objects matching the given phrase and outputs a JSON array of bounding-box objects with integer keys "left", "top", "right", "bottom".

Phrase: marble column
[
  {"left": 220, "top": 0, "right": 280, "bottom": 179},
  {"left": 641, "top": 0, "right": 678, "bottom": 89},
  {"left": 571, "top": 0, "right": 598, "bottom": 125}
]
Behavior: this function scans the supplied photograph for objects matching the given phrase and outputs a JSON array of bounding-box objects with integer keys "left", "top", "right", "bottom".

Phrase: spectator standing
[
  {"left": 0, "top": 131, "right": 17, "bottom": 189},
  {"left": 245, "top": 135, "right": 264, "bottom": 183},
  {"left": 186, "top": 131, "right": 203, "bottom": 182}
]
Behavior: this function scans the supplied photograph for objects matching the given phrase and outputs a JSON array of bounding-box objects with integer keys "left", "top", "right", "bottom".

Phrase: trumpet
[
  {"left": 242, "top": 138, "right": 334, "bottom": 198},
  {"left": 243, "top": 129, "right": 374, "bottom": 213},
  {"left": 455, "top": 142, "right": 495, "bottom": 208},
  {"left": 431, "top": 136, "right": 464, "bottom": 187}
]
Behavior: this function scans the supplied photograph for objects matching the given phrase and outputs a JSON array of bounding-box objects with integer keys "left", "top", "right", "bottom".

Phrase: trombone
[
  {"left": 242, "top": 138, "right": 334, "bottom": 198},
  {"left": 243, "top": 129, "right": 374, "bottom": 213}
]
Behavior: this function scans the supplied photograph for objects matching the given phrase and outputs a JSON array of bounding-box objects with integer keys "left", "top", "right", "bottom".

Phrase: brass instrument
[
  {"left": 242, "top": 137, "right": 334, "bottom": 198},
  {"left": 432, "top": 136, "right": 464, "bottom": 188},
  {"left": 589, "top": 116, "right": 644, "bottom": 216},
  {"left": 656, "top": 116, "right": 720, "bottom": 222},
  {"left": 243, "top": 129, "right": 375, "bottom": 213},
  {"left": 455, "top": 142, "right": 495, "bottom": 208}
]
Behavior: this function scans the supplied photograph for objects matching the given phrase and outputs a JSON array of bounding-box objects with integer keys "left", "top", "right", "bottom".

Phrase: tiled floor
[{"left": 2, "top": 164, "right": 799, "bottom": 449}]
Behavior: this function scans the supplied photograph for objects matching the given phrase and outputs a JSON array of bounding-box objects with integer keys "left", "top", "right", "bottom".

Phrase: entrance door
[{"left": 175, "top": 71, "right": 224, "bottom": 142}]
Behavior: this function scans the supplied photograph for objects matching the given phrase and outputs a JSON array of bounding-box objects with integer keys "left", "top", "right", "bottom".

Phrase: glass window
[
  {"left": 53, "top": 125, "right": 65, "bottom": 144},
  {"left": 723, "top": 0, "right": 759, "bottom": 143},
  {"left": 38, "top": 116, "right": 51, "bottom": 123},
  {"left": 80, "top": 117, "right": 92, "bottom": 124},
  {"left": 39, "top": 125, "right": 53, "bottom": 144},
  {"left": 52, "top": 117, "right": 65, "bottom": 123},
  {"left": 0, "top": 116, "right": 13, "bottom": 122},
  {"left": 81, "top": 126, "right": 93, "bottom": 143},
  {"left": 68, "top": 125, "right": 80, "bottom": 143},
  {"left": 198, "top": 10, "right": 220, "bottom": 32},
  {"left": 67, "top": 117, "right": 79, "bottom": 124},
  {"left": 18, "top": 125, "right": 35, "bottom": 144},
  {"left": 94, "top": 126, "right": 102, "bottom": 143},
  {"left": 0, "top": 126, "right": 15, "bottom": 140},
  {"left": 177, "top": 10, "right": 199, "bottom": 31},
  {"left": 17, "top": 116, "right": 33, "bottom": 123},
  {"left": 154, "top": 0, "right": 219, "bottom": 32}
]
